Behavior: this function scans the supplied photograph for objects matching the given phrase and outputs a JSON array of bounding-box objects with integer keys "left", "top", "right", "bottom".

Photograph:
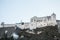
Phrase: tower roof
[
  {"left": 51, "top": 12, "right": 56, "bottom": 16},
  {"left": 52, "top": 12, "right": 56, "bottom": 15}
]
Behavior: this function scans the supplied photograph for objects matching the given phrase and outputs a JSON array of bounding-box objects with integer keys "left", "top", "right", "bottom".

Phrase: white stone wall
[
  {"left": 30, "top": 13, "right": 57, "bottom": 29},
  {"left": 0, "top": 24, "right": 15, "bottom": 28}
]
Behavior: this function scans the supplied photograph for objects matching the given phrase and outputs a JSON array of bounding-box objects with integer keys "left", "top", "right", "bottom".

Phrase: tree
[{"left": 1, "top": 22, "right": 4, "bottom": 27}]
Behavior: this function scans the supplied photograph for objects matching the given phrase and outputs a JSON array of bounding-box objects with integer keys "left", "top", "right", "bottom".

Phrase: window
[
  {"left": 31, "top": 24, "right": 33, "bottom": 26},
  {"left": 44, "top": 19, "right": 46, "bottom": 22},
  {"left": 44, "top": 24, "right": 45, "bottom": 25},
  {"left": 34, "top": 19, "right": 36, "bottom": 21}
]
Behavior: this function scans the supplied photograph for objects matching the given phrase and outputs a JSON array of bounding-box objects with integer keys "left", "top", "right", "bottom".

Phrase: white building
[
  {"left": 0, "top": 13, "right": 57, "bottom": 30},
  {"left": 30, "top": 13, "right": 57, "bottom": 27}
]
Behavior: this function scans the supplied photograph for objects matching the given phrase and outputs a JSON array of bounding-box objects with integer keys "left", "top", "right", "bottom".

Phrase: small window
[
  {"left": 44, "top": 19, "right": 46, "bottom": 22},
  {"left": 41, "top": 24, "right": 42, "bottom": 26},
  {"left": 34, "top": 19, "right": 36, "bottom": 21},
  {"left": 44, "top": 24, "right": 45, "bottom": 25},
  {"left": 31, "top": 24, "right": 33, "bottom": 26},
  {"left": 37, "top": 20, "right": 42, "bottom": 22}
]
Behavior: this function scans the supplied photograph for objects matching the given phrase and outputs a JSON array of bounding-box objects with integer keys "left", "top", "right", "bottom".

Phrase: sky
[{"left": 0, "top": 0, "right": 60, "bottom": 24}]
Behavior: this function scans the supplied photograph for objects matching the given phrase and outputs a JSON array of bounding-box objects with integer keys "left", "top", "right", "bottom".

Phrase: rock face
[
  {"left": 0, "top": 25, "right": 60, "bottom": 40},
  {"left": 18, "top": 25, "right": 60, "bottom": 40},
  {"left": 0, "top": 27, "right": 15, "bottom": 38},
  {"left": 0, "top": 27, "right": 15, "bottom": 40}
]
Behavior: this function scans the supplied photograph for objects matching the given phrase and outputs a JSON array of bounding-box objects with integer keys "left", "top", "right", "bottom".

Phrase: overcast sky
[{"left": 0, "top": 0, "right": 60, "bottom": 24}]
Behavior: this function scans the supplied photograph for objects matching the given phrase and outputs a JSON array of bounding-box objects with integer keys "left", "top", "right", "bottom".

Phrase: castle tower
[
  {"left": 51, "top": 13, "right": 57, "bottom": 25},
  {"left": 51, "top": 13, "right": 56, "bottom": 20}
]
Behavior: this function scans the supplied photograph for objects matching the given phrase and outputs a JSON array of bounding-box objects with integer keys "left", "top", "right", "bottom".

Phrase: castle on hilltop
[
  {"left": 30, "top": 13, "right": 57, "bottom": 27},
  {"left": 0, "top": 13, "right": 57, "bottom": 30},
  {"left": 1, "top": 13, "right": 60, "bottom": 39}
]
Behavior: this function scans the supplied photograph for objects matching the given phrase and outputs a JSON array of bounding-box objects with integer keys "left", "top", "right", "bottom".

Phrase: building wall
[
  {"left": 56, "top": 20, "right": 60, "bottom": 33},
  {"left": 0, "top": 13, "right": 57, "bottom": 30},
  {"left": 16, "top": 13, "right": 57, "bottom": 30},
  {"left": 30, "top": 13, "right": 57, "bottom": 29}
]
